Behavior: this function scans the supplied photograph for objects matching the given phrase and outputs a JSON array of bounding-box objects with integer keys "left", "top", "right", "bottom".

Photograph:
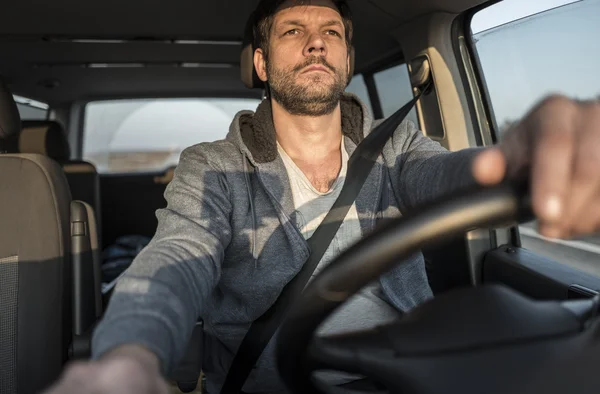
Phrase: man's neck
[{"left": 272, "top": 99, "right": 343, "bottom": 162}]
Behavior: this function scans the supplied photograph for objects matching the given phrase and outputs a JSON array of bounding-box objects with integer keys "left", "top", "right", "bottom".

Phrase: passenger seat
[
  {"left": 18, "top": 120, "right": 102, "bottom": 246},
  {"left": 0, "top": 78, "right": 101, "bottom": 393}
]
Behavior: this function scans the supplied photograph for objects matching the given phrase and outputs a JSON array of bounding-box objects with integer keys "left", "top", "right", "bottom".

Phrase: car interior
[{"left": 1, "top": 0, "right": 599, "bottom": 393}]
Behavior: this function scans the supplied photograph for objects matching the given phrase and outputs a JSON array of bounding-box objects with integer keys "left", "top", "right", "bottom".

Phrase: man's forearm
[
  {"left": 91, "top": 240, "right": 216, "bottom": 377},
  {"left": 92, "top": 146, "right": 230, "bottom": 376},
  {"left": 399, "top": 146, "right": 483, "bottom": 212}
]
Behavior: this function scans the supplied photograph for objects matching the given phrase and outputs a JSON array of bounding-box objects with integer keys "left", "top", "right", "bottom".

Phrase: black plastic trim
[
  {"left": 483, "top": 245, "right": 600, "bottom": 300},
  {"left": 70, "top": 201, "right": 97, "bottom": 336},
  {"left": 364, "top": 73, "right": 384, "bottom": 120}
]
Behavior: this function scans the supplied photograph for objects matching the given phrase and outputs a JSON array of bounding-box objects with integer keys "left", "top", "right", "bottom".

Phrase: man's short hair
[{"left": 252, "top": 0, "right": 353, "bottom": 58}]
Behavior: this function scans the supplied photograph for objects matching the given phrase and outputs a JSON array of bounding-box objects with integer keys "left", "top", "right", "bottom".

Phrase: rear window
[
  {"left": 373, "top": 63, "right": 418, "bottom": 125},
  {"left": 13, "top": 95, "right": 49, "bottom": 120},
  {"left": 82, "top": 98, "right": 261, "bottom": 174},
  {"left": 345, "top": 74, "right": 372, "bottom": 112}
]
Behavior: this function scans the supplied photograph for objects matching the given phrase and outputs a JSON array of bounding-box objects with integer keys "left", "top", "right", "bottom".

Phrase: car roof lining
[{"left": 0, "top": 0, "right": 489, "bottom": 106}]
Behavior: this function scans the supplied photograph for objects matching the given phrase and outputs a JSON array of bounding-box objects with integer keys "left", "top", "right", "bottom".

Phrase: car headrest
[
  {"left": 240, "top": 13, "right": 356, "bottom": 89},
  {"left": 0, "top": 76, "right": 21, "bottom": 140},
  {"left": 19, "top": 120, "right": 71, "bottom": 162}
]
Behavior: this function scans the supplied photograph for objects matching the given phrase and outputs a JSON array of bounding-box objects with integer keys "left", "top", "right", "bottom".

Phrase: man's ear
[
  {"left": 346, "top": 53, "right": 351, "bottom": 77},
  {"left": 254, "top": 48, "right": 268, "bottom": 83}
]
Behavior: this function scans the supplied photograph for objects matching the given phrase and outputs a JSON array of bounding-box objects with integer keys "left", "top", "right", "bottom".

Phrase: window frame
[{"left": 465, "top": 0, "right": 509, "bottom": 144}]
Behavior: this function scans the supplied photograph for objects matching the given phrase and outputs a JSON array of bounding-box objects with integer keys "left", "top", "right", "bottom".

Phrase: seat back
[
  {"left": 0, "top": 79, "right": 100, "bottom": 393},
  {"left": 0, "top": 154, "right": 73, "bottom": 394},
  {"left": 18, "top": 120, "right": 103, "bottom": 245},
  {"left": 0, "top": 77, "right": 73, "bottom": 394}
]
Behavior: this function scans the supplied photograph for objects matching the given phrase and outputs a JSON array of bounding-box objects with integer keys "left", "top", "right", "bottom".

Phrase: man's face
[{"left": 255, "top": 0, "right": 350, "bottom": 116}]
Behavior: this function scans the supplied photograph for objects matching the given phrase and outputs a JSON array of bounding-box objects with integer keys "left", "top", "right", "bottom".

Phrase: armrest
[
  {"left": 69, "top": 321, "right": 98, "bottom": 360},
  {"left": 71, "top": 201, "right": 99, "bottom": 336}
]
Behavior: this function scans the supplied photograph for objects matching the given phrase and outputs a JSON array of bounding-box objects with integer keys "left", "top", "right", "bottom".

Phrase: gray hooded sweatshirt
[{"left": 91, "top": 93, "right": 479, "bottom": 393}]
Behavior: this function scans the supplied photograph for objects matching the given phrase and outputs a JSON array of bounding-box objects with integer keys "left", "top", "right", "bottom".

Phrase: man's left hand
[{"left": 472, "top": 95, "right": 600, "bottom": 239}]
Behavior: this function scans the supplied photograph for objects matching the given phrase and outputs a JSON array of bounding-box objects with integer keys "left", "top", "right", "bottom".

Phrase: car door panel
[{"left": 483, "top": 245, "right": 600, "bottom": 300}]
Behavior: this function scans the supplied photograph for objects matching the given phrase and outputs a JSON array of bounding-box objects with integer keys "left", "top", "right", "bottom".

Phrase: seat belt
[{"left": 220, "top": 85, "right": 429, "bottom": 394}]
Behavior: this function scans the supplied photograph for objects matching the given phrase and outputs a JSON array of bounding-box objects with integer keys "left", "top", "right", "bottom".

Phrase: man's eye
[
  {"left": 326, "top": 30, "right": 342, "bottom": 37},
  {"left": 284, "top": 29, "right": 299, "bottom": 35}
]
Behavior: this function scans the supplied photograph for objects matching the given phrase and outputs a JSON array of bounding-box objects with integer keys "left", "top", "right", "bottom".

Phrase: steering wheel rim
[{"left": 275, "top": 181, "right": 533, "bottom": 394}]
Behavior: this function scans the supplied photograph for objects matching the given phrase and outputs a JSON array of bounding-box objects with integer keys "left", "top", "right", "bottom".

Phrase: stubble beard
[{"left": 267, "top": 56, "right": 347, "bottom": 117}]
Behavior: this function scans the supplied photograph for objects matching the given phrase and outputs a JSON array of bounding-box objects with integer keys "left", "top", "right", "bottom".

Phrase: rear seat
[{"left": 18, "top": 120, "right": 102, "bottom": 246}]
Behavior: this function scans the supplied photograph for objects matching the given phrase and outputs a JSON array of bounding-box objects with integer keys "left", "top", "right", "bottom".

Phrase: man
[{"left": 44, "top": 0, "right": 600, "bottom": 393}]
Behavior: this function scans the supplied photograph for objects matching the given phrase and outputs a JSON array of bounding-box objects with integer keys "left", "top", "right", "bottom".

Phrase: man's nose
[{"left": 303, "top": 33, "right": 327, "bottom": 57}]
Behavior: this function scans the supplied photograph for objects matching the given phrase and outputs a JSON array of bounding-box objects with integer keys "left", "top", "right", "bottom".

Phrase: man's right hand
[{"left": 42, "top": 345, "right": 170, "bottom": 394}]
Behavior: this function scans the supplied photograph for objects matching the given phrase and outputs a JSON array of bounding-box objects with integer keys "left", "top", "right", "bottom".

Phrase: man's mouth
[{"left": 302, "top": 65, "right": 330, "bottom": 74}]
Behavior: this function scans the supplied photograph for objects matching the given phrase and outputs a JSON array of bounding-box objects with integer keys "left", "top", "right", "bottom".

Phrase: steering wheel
[{"left": 275, "top": 182, "right": 600, "bottom": 394}]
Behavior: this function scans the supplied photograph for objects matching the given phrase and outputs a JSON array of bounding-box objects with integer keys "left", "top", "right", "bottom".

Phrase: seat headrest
[
  {"left": 0, "top": 77, "right": 21, "bottom": 140},
  {"left": 19, "top": 120, "right": 71, "bottom": 162},
  {"left": 240, "top": 13, "right": 264, "bottom": 90},
  {"left": 240, "top": 13, "right": 355, "bottom": 89}
]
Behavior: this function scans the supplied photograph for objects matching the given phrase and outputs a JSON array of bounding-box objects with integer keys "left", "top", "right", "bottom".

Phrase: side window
[
  {"left": 470, "top": 0, "right": 600, "bottom": 274},
  {"left": 373, "top": 64, "right": 419, "bottom": 126},
  {"left": 471, "top": 0, "right": 599, "bottom": 137},
  {"left": 82, "top": 98, "right": 261, "bottom": 174},
  {"left": 345, "top": 74, "right": 372, "bottom": 113},
  {"left": 13, "top": 95, "right": 48, "bottom": 120}
]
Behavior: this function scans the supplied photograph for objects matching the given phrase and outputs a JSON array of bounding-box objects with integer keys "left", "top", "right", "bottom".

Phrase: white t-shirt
[{"left": 278, "top": 138, "right": 400, "bottom": 385}]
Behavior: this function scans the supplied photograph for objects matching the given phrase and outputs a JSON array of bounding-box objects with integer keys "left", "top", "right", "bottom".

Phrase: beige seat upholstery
[
  {"left": 0, "top": 154, "right": 73, "bottom": 394},
  {"left": 0, "top": 76, "right": 73, "bottom": 393},
  {"left": 18, "top": 120, "right": 102, "bottom": 246},
  {"left": 0, "top": 78, "right": 100, "bottom": 394}
]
